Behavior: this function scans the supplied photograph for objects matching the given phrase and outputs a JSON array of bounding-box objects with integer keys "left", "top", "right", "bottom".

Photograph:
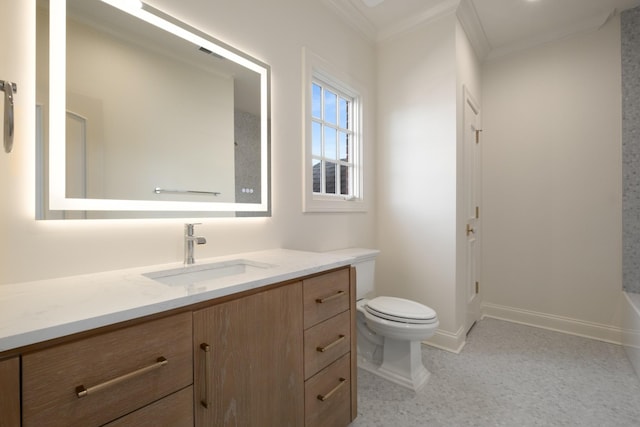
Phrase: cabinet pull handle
[
  {"left": 315, "top": 290, "right": 345, "bottom": 304},
  {"left": 316, "top": 334, "right": 346, "bottom": 353},
  {"left": 200, "top": 343, "right": 212, "bottom": 409},
  {"left": 76, "top": 356, "right": 167, "bottom": 398},
  {"left": 317, "top": 377, "right": 347, "bottom": 402}
]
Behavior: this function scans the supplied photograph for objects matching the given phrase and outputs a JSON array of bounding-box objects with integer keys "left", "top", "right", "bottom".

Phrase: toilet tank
[{"left": 326, "top": 248, "right": 380, "bottom": 300}]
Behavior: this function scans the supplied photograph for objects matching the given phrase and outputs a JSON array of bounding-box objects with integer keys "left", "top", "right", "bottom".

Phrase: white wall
[
  {"left": 375, "top": 14, "right": 481, "bottom": 351},
  {"left": 481, "top": 16, "right": 624, "bottom": 342},
  {"left": 0, "top": 0, "right": 377, "bottom": 284},
  {"left": 377, "top": 14, "right": 460, "bottom": 344}
]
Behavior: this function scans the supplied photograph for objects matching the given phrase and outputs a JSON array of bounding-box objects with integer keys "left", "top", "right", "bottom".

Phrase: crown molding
[
  {"left": 321, "top": 0, "right": 378, "bottom": 42},
  {"left": 485, "top": 8, "right": 616, "bottom": 61},
  {"left": 321, "top": 0, "right": 622, "bottom": 59},
  {"left": 321, "top": 0, "right": 461, "bottom": 44},
  {"left": 377, "top": 0, "right": 460, "bottom": 42},
  {"left": 456, "top": 0, "right": 491, "bottom": 60}
]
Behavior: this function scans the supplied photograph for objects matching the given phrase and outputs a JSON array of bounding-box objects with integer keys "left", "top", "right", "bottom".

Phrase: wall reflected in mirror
[{"left": 36, "top": 0, "right": 270, "bottom": 219}]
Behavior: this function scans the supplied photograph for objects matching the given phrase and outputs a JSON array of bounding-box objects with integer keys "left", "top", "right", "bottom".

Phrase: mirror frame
[{"left": 47, "top": 0, "right": 270, "bottom": 214}]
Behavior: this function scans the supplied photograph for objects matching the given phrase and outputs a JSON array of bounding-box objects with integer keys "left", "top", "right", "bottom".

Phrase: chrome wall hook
[{"left": 0, "top": 80, "right": 17, "bottom": 153}]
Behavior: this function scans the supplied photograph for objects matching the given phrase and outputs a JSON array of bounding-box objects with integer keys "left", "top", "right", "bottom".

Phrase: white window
[{"left": 303, "top": 49, "right": 365, "bottom": 212}]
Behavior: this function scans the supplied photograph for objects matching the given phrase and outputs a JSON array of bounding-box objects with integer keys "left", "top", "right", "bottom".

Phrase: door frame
[{"left": 463, "top": 86, "right": 482, "bottom": 335}]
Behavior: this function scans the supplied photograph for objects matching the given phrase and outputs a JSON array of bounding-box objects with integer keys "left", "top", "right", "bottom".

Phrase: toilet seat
[{"left": 365, "top": 296, "right": 437, "bottom": 325}]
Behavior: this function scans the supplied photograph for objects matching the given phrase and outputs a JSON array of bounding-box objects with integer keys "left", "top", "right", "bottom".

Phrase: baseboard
[
  {"left": 482, "top": 302, "right": 623, "bottom": 345},
  {"left": 423, "top": 326, "right": 466, "bottom": 354}
]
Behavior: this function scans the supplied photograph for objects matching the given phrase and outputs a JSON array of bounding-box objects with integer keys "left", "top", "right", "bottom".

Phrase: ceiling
[{"left": 321, "top": 0, "right": 640, "bottom": 59}]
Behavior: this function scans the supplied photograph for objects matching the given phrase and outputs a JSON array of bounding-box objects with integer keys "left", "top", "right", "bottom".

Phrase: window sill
[{"left": 303, "top": 196, "right": 367, "bottom": 213}]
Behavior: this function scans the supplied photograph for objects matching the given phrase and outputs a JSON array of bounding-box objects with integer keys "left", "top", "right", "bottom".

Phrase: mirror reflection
[{"left": 36, "top": 0, "right": 270, "bottom": 219}]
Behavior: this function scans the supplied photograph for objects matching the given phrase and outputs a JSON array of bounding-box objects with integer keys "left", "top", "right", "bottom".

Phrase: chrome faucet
[{"left": 184, "top": 223, "right": 207, "bottom": 265}]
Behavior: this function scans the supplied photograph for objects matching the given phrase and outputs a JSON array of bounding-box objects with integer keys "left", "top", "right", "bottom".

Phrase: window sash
[{"left": 311, "top": 79, "right": 355, "bottom": 198}]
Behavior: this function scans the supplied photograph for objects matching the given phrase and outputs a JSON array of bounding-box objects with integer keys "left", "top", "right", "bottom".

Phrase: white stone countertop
[{"left": 0, "top": 249, "right": 354, "bottom": 353}]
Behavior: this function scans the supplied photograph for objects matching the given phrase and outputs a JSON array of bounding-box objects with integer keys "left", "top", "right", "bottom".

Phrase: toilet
[{"left": 328, "top": 248, "right": 439, "bottom": 392}]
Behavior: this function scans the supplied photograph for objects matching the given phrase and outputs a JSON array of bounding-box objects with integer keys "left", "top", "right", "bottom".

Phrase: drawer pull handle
[
  {"left": 317, "top": 377, "right": 347, "bottom": 402},
  {"left": 316, "top": 334, "right": 346, "bottom": 353},
  {"left": 76, "top": 356, "right": 167, "bottom": 398},
  {"left": 316, "top": 290, "right": 345, "bottom": 304},
  {"left": 200, "top": 343, "right": 212, "bottom": 409}
]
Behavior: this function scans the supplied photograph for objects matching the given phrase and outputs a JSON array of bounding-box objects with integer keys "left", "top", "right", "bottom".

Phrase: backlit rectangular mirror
[{"left": 36, "top": 0, "right": 270, "bottom": 219}]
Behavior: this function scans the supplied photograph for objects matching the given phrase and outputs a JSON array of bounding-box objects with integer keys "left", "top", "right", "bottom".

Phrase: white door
[{"left": 464, "top": 90, "right": 481, "bottom": 335}]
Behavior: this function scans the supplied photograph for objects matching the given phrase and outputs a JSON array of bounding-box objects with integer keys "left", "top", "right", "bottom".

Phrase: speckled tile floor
[{"left": 351, "top": 318, "right": 640, "bottom": 427}]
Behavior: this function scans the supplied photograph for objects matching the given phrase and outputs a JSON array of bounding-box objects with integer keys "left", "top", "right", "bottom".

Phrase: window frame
[{"left": 302, "top": 48, "right": 366, "bottom": 213}]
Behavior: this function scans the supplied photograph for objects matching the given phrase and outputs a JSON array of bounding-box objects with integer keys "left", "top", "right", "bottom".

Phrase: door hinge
[
  {"left": 475, "top": 281, "right": 479, "bottom": 294},
  {"left": 475, "top": 206, "right": 479, "bottom": 219},
  {"left": 475, "top": 129, "right": 482, "bottom": 144}
]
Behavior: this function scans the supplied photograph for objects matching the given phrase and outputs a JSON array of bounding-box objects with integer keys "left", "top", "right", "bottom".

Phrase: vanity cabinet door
[
  {"left": 193, "top": 282, "right": 304, "bottom": 427},
  {"left": 0, "top": 357, "right": 20, "bottom": 427}
]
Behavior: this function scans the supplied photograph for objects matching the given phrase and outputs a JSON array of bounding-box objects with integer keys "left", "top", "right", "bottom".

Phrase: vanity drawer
[
  {"left": 304, "top": 310, "right": 351, "bottom": 379},
  {"left": 22, "top": 312, "right": 193, "bottom": 427},
  {"left": 305, "top": 353, "right": 351, "bottom": 427},
  {"left": 103, "top": 386, "right": 193, "bottom": 427},
  {"left": 303, "top": 268, "right": 350, "bottom": 328}
]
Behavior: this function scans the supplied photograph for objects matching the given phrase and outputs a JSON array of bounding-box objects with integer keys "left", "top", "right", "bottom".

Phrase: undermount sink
[{"left": 143, "top": 259, "right": 275, "bottom": 287}]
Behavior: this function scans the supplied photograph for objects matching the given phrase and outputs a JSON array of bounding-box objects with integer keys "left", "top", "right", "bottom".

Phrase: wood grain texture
[
  {"left": 303, "top": 269, "right": 350, "bottom": 329},
  {"left": 103, "top": 386, "right": 194, "bottom": 427},
  {"left": 0, "top": 357, "right": 20, "bottom": 427},
  {"left": 194, "top": 282, "right": 304, "bottom": 427},
  {"left": 22, "top": 312, "right": 193, "bottom": 427},
  {"left": 304, "top": 353, "right": 351, "bottom": 427},
  {"left": 303, "top": 310, "right": 350, "bottom": 380}
]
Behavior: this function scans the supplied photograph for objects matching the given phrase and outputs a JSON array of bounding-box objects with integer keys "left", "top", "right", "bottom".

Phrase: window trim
[{"left": 302, "top": 48, "right": 367, "bottom": 213}]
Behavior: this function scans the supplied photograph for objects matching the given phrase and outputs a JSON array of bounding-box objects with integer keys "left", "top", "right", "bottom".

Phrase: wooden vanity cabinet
[
  {"left": 193, "top": 281, "right": 305, "bottom": 427},
  {"left": 13, "top": 265, "right": 356, "bottom": 427},
  {"left": 193, "top": 266, "right": 356, "bottom": 427},
  {"left": 0, "top": 357, "right": 20, "bottom": 427},
  {"left": 21, "top": 312, "right": 193, "bottom": 427},
  {"left": 302, "top": 268, "right": 357, "bottom": 427}
]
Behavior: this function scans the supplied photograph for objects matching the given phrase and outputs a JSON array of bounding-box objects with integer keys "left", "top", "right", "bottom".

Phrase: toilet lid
[{"left": 365, "top": 296, "right": 437, "bottom": 324}]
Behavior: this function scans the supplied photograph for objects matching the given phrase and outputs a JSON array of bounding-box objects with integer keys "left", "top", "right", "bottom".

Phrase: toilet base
[{"left": 357, "top": 338, "right": 430, "bottom": 393}]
